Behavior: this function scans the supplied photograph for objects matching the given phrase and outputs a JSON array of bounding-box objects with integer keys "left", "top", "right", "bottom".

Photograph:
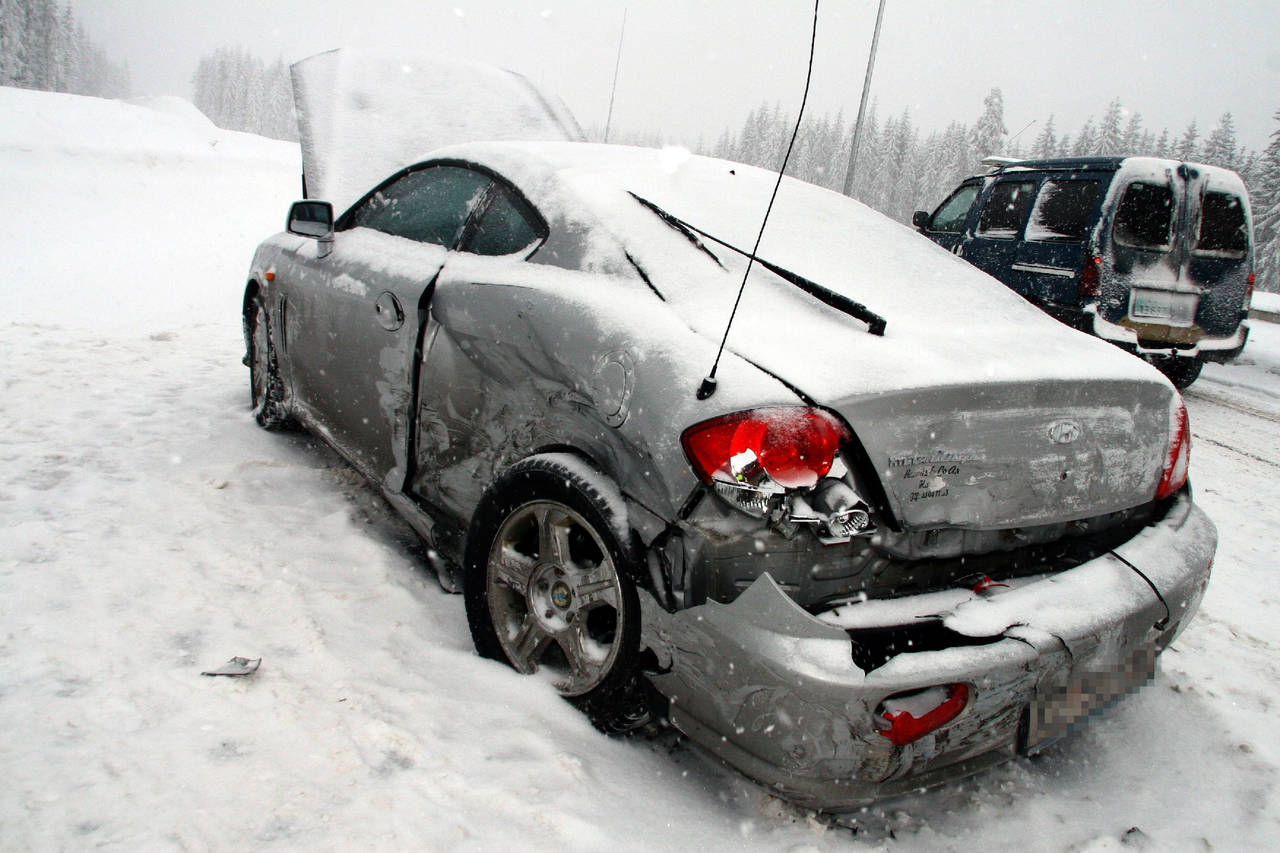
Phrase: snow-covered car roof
[
  {"left": 291, "top": 49, "right": 583, "bottom": 215},
  {"left": 419, "top": 139, "right": 1159, "bottom": 400}
]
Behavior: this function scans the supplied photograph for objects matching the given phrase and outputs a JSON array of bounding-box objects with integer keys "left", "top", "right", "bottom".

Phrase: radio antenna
[
  {"left": 603, "top": 8, "right": 627, "bottom": 143},
  {"left": 698, "top": 0, "right": 820, "bottom": 400}
]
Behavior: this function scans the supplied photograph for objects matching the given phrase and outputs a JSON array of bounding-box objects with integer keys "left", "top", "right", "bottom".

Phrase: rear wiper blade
[
  {"left": 628, "top": 193, "right": 886, "bottom": 336},
  {"left": 629, "top": 192, "right": 723, "bottom": 268}
]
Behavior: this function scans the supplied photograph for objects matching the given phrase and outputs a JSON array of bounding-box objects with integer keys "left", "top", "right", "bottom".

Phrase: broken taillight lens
[
  {"left": 877, "top": 683, "right": 970, "bottom": 747},
  {"left": 1155, "top": 398, "right": 1190, "bottom": 500},
  {"left": 1079, "top": 254, "right": 1102, "bottom": 298},
  {"left": 681, "top": 407, "right": 849, "bottom": 490}
]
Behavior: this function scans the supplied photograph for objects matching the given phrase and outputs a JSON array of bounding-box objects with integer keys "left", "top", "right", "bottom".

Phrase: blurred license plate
[
  {"left": 1129, "top": 289, "right": 1198, "bottom": 325},
  {"left": 1019, "top": 646, "right": 1156, "bottom": 755}
]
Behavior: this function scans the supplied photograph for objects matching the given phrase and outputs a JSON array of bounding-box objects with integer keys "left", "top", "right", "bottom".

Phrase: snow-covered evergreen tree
[
  {"left": 1032, "top": 115, "right": 1057, "bottom": 158},
  {"left": 970, "top": 88, "right": 1007, "bottom": 160},
  {"left": 1254, "top": 108, "right": 1280, "bottom": 293},
  {"left": 1097, "top": 99, "right": 1124, "bottom": 155},
  {"left": 1177, "top": 121, "right": 1201, "bottom": 161},
  {"left": 1203, "top": 112, "right": 1239, "bottom": 169}
]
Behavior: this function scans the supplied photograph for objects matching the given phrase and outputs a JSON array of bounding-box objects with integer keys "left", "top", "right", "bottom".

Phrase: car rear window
[
  {"left": 1195, "top": 191, "right": 1248, "bottom": 257},
  {"left": 1113, "top": 181, "right": 1174, "bottom": 250},
  {"left": 1025, "top": 180, "right": 1101, "bottom": 243},
  {"left": 928, "top": 183, "right": 980, "bottom": 233},
  {"left": 977, "top": 181, "right": 1036, "bottom": 239}
]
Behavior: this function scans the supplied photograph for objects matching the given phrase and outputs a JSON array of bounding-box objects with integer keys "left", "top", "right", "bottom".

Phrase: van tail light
[
  {"left": 876, "top": 683, "right": 969, "bottom": 747},
  {"left": 1245, "top": 271, "right": 1255, "bottom": 309},
  {"left": 1155, "top": 398, "right": 1190, "bottom": 500},
  {"left": 681, "top": 407, "right": 849, "bottom": 490},
  {"left": 1079, "top": 254, "right": 1102, "bottom": 298}
]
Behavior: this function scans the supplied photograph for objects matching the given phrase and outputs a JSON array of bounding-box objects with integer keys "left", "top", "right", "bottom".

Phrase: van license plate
[{"left": 1129, "top": 289, "right": 1198, "bottom": 326}]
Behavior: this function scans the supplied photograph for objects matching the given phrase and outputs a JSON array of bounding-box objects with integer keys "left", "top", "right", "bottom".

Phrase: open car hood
[{"left": 290, "top": 49, "right": 583, "bottom": 216}]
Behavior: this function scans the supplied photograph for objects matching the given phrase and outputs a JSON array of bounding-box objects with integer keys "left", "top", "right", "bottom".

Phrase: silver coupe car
[{"left": 242, "top": 50, "right": 1216, "bottom": 810}]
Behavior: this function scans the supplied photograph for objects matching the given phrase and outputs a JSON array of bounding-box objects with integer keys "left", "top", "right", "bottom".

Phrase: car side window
[
  {"left": 349, "top": 166, "right": 492, "bottom": 248},
  {"left": 1196, "top": 191, "right": 1248, "bottom": 257},
  {"left": 463, "top": 184, "right": 547, "bottom": 257},
  {"left": 976, "top": 181, "right": 1036, "bottom": 239},
  {"left": 928, "top": 184, "right": 980, "bottom": 233},
  {"left": 1113, "top": 181, "right": 1174, "bottom": 250},
  {"left": 1025, "top": 180, "right": 1101, "bottom": 243}
]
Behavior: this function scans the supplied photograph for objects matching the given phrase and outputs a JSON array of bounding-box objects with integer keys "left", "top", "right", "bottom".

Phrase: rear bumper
[
  {"left": 639, "top": 492, "right": 1215, "bottom": 811},
  {"left": 1088, "top": 309, "right": 1249, "bottom": 362}
]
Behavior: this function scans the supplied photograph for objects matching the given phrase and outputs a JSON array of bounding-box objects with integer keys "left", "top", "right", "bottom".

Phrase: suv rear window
[
  {"left": 977, "top": 181, "right": 1036, "bottom": 239},
  {"left": 1113, "top": 181, "right": 1174, "bottom": 250},
  {"left": 1025, "top": 180, "right": 1101, "bottom": 243},
  {"left": 1196, "top": 191, "right": 1248, "bottom": 257}
]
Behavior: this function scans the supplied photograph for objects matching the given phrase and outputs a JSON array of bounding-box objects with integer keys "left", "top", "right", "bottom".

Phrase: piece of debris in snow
[{"left": 201, "top": 657, "right": 261, "bottom": 677}]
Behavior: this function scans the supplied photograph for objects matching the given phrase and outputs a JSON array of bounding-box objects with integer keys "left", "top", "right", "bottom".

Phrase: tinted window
[
  {"left": 1196, "top": 191, "right": 1248, "bottom": 256},
  {"left": 465, "top": 185, "right": 545, "bottom": 256},
  {"left": 1113, "top": 181, "right": 1173, "bottom": 250},
  {"left": 1025, "top": 180, "right": 1101, "bottom": 243},
  {"left": 928, "top": 184, "right": 980, "bottom": 233},
  {"left": 977, "top": 181, "right": 1036, "bottom": 238},
  {"left": 351, "top": 166, "right": 491, "bottom": 247}
]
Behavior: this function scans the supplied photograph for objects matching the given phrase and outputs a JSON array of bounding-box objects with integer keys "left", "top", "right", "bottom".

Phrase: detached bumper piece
[{"left": 639, "top": 492, "right": 1215, "bottom": 811}]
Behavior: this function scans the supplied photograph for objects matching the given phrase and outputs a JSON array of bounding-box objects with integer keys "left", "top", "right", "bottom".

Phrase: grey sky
[{"left": 69, "top": 0, "right": 1280, "bottom": 153}]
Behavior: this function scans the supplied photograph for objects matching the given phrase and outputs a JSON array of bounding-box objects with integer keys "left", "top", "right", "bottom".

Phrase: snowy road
[{"left": 3, "top": 89, "right": 1279, "bottom": 851}]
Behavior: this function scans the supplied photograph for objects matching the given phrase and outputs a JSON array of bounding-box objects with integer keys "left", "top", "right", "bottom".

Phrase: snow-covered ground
[{"left": 2, "top": 87, "right": 1278, "bottom": 851}]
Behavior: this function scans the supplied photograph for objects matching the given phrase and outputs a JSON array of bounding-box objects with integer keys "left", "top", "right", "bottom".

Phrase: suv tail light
[
  {"left": 1245, "top": 271, "right": 1255, "bottom": 310},
  {"left": 1079, "top": 254, "right": 1102, "bottom": 298},
  {"left": 1155, "top": 398, "right": 1190, "bottom": 500},
  {"left": 681, "top": 407, "right": 849, "bottom": 490}
]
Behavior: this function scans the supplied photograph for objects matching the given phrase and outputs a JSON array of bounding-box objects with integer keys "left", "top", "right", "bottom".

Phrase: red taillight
[
  {"left": 877, "top": 683, "right": 969, "bottom": 747},
  {"left": 681, "top": 407, "right": 849, "bottom": 489},
  {"left": 1079, "top": 254, "right": 1102, "bottom": 297},
  {"left": 1245, "top": 271, "right": 1255, "bottom": 309},
  {"left": 1156, "top": 398, "right": 1190, "bottom": 500}
]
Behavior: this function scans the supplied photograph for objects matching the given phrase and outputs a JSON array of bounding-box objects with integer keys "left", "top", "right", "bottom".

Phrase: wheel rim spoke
[
  {"left": 573, "top": 565, "right": 621, "bottom": 610},
  {"left": 556, "top": 624, "right": 601, "bottom": 686},
  {"left": 535, "top": 506, "right": 573, "bottom": 568},
  {"left": 491, "top": 549, "right": 535, "bottom": 595},
  {"left": 507, "top": 618, "right": 552, "bottom": 673}
]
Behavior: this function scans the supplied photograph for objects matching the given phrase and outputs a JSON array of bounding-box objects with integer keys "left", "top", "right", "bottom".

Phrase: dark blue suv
[{"left": 914, "top": 157, "right": 1254, "bottom": 387}]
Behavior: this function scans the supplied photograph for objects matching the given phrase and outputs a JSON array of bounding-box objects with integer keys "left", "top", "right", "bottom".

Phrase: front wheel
[
  {"left": 464, "top": 455, "right": 647, "bottom": 730},
  {"left": 248, "top": 296, "right": 290, "bottom": 430}
]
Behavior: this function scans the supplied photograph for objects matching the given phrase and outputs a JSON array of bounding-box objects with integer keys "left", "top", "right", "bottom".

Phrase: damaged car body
[{"left": 242, "top": 50, "right": 1216, "bottom": 810}]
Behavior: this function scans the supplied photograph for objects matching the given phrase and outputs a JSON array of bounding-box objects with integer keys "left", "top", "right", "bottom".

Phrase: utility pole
[{"left": 842, "top": 0, "right": 887, "bottom": 197}]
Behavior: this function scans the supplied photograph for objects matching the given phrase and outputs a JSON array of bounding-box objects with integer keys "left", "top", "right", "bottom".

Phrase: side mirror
[
  {"left": 287, "top": 200, "right": 334, "bottom": 239},
  {"left": 911, "top": 210, "right": 930, "bottom": 230}
]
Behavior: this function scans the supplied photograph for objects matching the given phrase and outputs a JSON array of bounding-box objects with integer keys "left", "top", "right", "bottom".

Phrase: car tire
[
  {"left": 464, "top": 455, "right": 649, "bottom": 732},
  {"left": 1153, "top": 356, "right": 1203, "bottom": 390},
  {"left": 248, "top": 296, "right": 290, "bottom": 430}
]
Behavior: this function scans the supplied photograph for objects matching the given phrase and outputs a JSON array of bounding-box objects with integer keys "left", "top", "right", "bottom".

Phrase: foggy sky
[{"left": 68, "top": 0, "right": 1280, "bottom": 153}]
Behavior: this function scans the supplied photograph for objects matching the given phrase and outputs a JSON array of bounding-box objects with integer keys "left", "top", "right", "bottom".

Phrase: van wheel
[
  {"left": 1153, "top": 356, "right": 1203, "bottom": 389},
  {"left": 464, "top": 455, "right": 649, "bottom": 732}
]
